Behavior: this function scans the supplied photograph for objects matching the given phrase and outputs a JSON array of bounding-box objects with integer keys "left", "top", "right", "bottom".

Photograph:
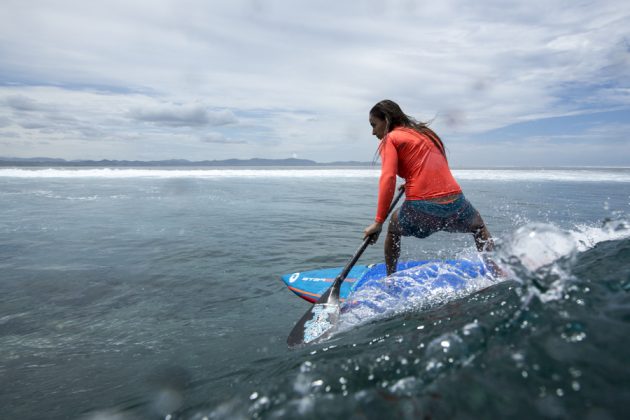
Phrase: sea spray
[
  {"left": 227, "top": 222, "right": 630, "bottom": 419},
  {"left": 338, "top": 258, "right": 497, "bottom": 331}
]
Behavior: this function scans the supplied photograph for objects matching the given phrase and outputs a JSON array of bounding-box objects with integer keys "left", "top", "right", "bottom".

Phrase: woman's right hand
[{"left": 364, "top": 222, "right": 383, "bottom": 244}]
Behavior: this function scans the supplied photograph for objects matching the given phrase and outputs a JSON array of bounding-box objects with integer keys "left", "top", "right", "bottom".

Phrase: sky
[{"left": 1, "top": 0, "right": 629, "bottom": 166}]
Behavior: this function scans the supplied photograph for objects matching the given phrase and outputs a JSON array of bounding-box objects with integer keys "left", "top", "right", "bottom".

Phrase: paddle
[{"left": 287, "top": 188, "right": 405, "bottom": 348}]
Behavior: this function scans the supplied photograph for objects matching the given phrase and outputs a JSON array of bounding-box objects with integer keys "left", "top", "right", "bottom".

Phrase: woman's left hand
[{"left": 364, "top": 222, "right": 383, "bottom": 244}]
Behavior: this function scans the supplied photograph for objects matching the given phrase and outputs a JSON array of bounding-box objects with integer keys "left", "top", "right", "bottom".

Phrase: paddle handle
[{"left": 332, "top": 188, "right": 405, "bottom": 289}]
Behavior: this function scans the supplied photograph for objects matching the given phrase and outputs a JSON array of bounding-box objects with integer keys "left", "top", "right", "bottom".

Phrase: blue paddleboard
[{"left": 281, "top": 259, "right": 490, "bottom": 303}]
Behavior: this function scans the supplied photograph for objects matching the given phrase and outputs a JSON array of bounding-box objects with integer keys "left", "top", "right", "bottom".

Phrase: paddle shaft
[
  {"left": 286, "top": 187, "right": 405, "bottom": 347},
  {"left": 329, "top": 188, "right": 406, "bottom": 294}
]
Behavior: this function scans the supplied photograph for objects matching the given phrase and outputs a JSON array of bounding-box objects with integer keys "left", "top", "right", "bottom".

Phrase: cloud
[
  {"left": 128, "top": 104, "right": 238, "bottom": 127},
  {"left": 0, "top": 116, "right": 12, "bottom": 128},
  {"left": 200, "top": 133, "right": 246, "bottom": 144},
  {"left": 5, "top": 95, "right": 51, "bottom": 112}
]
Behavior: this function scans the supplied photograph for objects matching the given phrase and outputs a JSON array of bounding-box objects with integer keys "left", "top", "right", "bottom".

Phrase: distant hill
[{"left": 0, "top": 157, "right": 373, "bottom": 167}]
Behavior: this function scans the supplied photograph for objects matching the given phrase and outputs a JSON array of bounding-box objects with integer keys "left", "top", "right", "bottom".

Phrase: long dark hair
[{"left": 370, "top": 99, "right": 446, "bottom": 160}]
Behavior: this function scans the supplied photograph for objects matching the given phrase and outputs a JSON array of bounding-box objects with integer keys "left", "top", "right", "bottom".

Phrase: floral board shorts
[{"left": 398, "top": 194, "right": 480, "bottom": 238}]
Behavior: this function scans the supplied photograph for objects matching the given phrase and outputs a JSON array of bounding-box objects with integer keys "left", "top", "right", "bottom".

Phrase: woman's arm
[{"left": 375, "top": 138, "right": 398, "bottom": 223}]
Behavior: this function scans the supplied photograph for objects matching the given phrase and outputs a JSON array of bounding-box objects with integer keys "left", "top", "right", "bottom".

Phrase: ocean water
[{"left": 1, "top": 167, "right": 629, "bottom": 419}]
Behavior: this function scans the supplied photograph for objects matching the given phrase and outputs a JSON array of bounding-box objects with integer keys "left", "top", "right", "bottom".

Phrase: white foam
[
  {"left": 499, "top": 220, "right": 630, "bottom": 271},
  {"left": 1, "top": 167, "right": 629, "bottom": 181},
  {"left": 340, "top": 220, "right": 630, "bottom": 328},
  {"left": 571, "top": 220, "right": 630, "bottom": 252},
  {"left": 453, "top": 169, "right": 630, "bottom": 183},
  {"left": 339, "top": 260, "right": 497, "bottom": 330},
  {"left": 495, "top": 220, "right": 630, "bottom": 303},
  {"left": 0, "top": 168, "right": 379, "bottom": 179},
  {"left": 499, "top": 223, "right": 578, "bottom": 272}
]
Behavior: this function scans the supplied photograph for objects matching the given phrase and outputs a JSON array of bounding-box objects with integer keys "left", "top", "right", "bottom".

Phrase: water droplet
[{"left": 300, "top": 361, "right": 313, "bottom": 372}]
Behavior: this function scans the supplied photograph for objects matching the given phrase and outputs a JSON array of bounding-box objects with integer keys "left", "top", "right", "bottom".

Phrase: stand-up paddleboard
[{"left": 281, "top": 259, "right": 491, "bottom": 304}]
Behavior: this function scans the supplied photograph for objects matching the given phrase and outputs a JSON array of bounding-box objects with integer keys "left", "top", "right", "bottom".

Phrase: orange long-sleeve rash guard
[{"left": 375, "top": 127, "right": 462, "bottom": 223}]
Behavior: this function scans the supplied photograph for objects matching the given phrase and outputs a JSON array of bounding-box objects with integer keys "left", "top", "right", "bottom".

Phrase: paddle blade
[
  {"left": 287, "top": 303, "right": 340, "bottom": 347},
  {"left": 287, "top": 281, "right": 341, "bottom": 348}
]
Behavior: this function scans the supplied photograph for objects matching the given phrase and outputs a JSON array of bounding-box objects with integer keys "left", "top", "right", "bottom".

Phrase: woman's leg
[
  {"left": 470, "top": 213, "right": 494, "bottom": 252},
  {"left": 469, "top": 212, "right": 505, "bottom": 276},
  {"left": 385, "top": 209, "right": 402, "bottom": 275}
]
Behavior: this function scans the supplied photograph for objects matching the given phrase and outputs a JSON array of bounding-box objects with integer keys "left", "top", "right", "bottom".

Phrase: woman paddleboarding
[{"left": 363, "top": 99, "right": 497, "bottom": 276}]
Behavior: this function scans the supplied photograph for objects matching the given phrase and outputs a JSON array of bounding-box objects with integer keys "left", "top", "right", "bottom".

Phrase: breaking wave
[{"left": 1, "top": 168, "right": 630, "bottom": 182}]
